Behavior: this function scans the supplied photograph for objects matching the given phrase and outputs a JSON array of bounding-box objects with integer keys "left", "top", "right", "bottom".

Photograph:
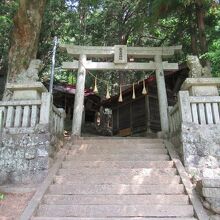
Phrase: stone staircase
[{"left": 31, "top": 138, "right": 198, "bottom": 220}]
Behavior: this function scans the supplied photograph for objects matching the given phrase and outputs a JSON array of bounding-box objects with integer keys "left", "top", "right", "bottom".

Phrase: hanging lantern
[
  {"left": 93, "top": 77, "right": 98, "bottom": 93},
  {"left": 132, "top": 83, "right": 136, "bottom": 99},
  {"left": 142, "top": 80, "right": 148, "bottom": 95},
  {"left": 106, "top": 84, "right": 110, "bottom": 99},
  {"left": 118, "top": 85, "right": 123, "bottom": 102}
]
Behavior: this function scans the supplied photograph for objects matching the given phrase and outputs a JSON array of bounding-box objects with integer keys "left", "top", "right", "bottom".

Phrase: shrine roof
[{"left": 53, "top": 84, "right": 96, "bottom": 97}]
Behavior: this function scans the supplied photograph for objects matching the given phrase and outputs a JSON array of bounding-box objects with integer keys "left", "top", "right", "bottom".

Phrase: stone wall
[
  {"left": 0, "top": 69, "right": 65, "bottom": 184},
  {"left": 182, "top": 122, "right": 220, "bottom": 169},
  {"left": 170, "top": 122, "right": 220, "bottom": 177},
  {"left": 168, "top": 77, "right": 220, "bottom": 217},
  {"left": 0, "top": 127, "right": 61, "bottom": 184},
  {"left": 203, "top": 178, "right": 220, "bottom": 215},
  {"left": 169, "top": 122, "right": 220, "bottom": 217}
]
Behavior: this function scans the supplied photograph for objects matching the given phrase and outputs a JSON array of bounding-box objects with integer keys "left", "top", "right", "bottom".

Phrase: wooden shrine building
[{"left": 102, "top": 66, "right": 188, "bottom": 136}]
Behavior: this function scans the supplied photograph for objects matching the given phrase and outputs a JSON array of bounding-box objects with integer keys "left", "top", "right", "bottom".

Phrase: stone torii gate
[{"left": 61, "top": 45, "right": 182, "bottom": 137}]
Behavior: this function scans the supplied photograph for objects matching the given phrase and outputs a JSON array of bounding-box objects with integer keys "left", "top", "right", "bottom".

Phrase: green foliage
[
  {"left": 205, "top": 39, "right": 220, "bottom": 76},
  {"left": 0, "top": 193, "right": 4, "bottom": 200},
  {"left": 151, "top": 0, "right": 220, "bottom": 75},
  {"left": 1, "top": 0, "right": 220, "bottom": 95},
  {"left": 37, "top": 0, "right": 153, "bottom": 94},
  {"left": 0, "top": 0, "right": 18, "bottom": 72},
  {"left": 204, "top": 5, "right": 220, "bottom": 76}
]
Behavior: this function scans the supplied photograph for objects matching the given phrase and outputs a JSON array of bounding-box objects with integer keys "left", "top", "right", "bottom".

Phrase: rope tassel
[
  {"left": 93, "top": 77, "right": 98, "bottom": 93},
  {"left": 106, "top": 84, "right": 110, "bottom": 99},
  {"left": 132, "top": 83, "right": 136, "bottom": 99},
  {"left": 142, "top": 80, "right": 148, "bottom": 95},
  {"left": 118, "top": 85, "right": 123, "bottom": 102}
]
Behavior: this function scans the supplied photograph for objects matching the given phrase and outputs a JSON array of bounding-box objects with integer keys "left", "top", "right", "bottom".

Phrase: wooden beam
[
  {"left": 62, "top": 61, "right": 179, "bottom": 71},
  {"left": 60, "top": 44, "right": 182, "bottom": 58}
]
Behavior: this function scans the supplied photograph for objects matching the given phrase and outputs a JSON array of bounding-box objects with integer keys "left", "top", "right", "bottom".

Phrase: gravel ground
[{"left": 0, "top": 192, "right": 34, "bottom": 220}]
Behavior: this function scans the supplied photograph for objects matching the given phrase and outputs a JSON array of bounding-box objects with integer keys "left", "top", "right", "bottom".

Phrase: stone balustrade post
[
  {"left": 40, "top": 92, "right": 52, "bottom": 125},
  {"left": 58, "top": 108, "right": 66, "bottom": 134},
  {"left": 178, "top": 91, "right": 192, "bottom": 123},
  {"left": 0, "top": 110, "right": 4, "bottom": 133},
  {"left": 168, "top": 106, "right": 173, "bottom": 133}
]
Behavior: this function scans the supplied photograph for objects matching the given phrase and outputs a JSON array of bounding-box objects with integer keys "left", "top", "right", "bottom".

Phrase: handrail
[
  {"left": 52, "top": 105, "right": 62, "bottom": 117},
  {"left": 168, "top": 103, "right": 181, "bottom": 134},
  {"left": 169, "top": 91, "right": 220, "bottom": 131},
  {"left": 0, "top": 110, "right": 4, "bottom": 133},
  {"left": 0, "top": 92, "right": 65, "bottom": 134},
  {"left": 169, "top": 103, "right": 179, "bottom": 116},
  {"left": 189, "top": 96, "right": 220, "bottom": 103},
  {"left": 0, "top": 100, "right": 41, "bottom": 107}
]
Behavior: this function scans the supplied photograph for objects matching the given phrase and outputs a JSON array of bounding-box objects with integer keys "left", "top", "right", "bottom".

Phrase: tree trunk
[
  {"left": 188, "top": 5, "right": 198, "bottom": 55},
  {"left": 78, "top": 0, "right": 87, "bottom": 45},
  {"left": 195, "top": 0, "right": 208, "bottom": 54},
  {"left": 195, "top": 0, "right": 211, "bottom": 67},
  {"left": 190, "top": 29, "right": 198, "bottom": 55},
  {"left": 7, "top": 0, "right": 47, "bottom": 82}
]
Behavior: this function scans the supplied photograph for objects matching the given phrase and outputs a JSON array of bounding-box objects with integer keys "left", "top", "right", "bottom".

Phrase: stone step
[
  {"left": 42, "top": 194, "right": 189, "bottom": 205},
  {"left": 57, "top": 168, "right": 177, "bottom": 176},
  {"left": 74, "top": 148, "right": 168, "bottom": 154},
  {"left": 36, "top": 204, "right": 194, "bottom": 217},
  {"left": 65, "top": 154, "right": 170, "bottom": 161},
  {"left": 0, "top": 217, "right": 13, "bottom": 220},
  {"left": 48, "top": 184, "right": 185, "bottom": 195},
  {"left": 75, "top": 138, "right": 163, "bottom": 144},
  {"left": 54, "top": 174, "right": 181, "bottom": 185},
  {"left": 72, "top": 143, "right": 165, "bottom": 149},
  {"left": 32, "top": 218, "right": 197, "bottom": 220},
  {"left": 61, "top": 160, "right": 174, "bottom": 169}
]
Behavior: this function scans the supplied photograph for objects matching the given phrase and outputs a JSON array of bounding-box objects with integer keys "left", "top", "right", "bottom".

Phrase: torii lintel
[{"left": 60, "top": 44, "right": 182, "bottom": 59}]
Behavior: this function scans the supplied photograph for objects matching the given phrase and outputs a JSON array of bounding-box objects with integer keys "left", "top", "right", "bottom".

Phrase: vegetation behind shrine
[{"left": 0, "top": 0, "right": 220, "bottom": 97}]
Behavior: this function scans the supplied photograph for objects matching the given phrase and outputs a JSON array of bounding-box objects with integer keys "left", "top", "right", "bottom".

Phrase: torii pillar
[
  {"left": 155, "top": 55, "right": 169, "bottom": 133},
  {"left": 72, "top": 54, "right": 87, "bottom": 136}
]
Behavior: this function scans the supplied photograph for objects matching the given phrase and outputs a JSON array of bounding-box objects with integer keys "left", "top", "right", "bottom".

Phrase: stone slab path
[{"left": 29, "top": 138, "right": 204, "bottom": 220}]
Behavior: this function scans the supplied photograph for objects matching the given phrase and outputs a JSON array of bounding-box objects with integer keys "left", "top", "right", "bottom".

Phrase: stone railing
[
  {"left": 168, "top": 103, "right": 181, "bottom": 134},
  {"left": 51, "top": 105, "right": 65, "bottom": 135},
  {"left": 0, "top": 100, "right": 41, "bottom": 131},
  {"left": 168, "top": 89, "right": 220, "bottom": 174},
  {"left": 0, "top": 92, "right": 65, "bottom": 135},
  {"left": 0, "top": 110, "right": 3, "bottom": 133},
  {"left": 189, "top": 96, "right": 220, "bottom": 125},
  {"left": 0, "top": 80, "right": 67, "bottom": 184},
  {"left": 0, "top": 91, "right": 66, "bottom": 184},
  {"left": 168, "top": 91, "right": 220, "bottom": 132},
  {"left": 168, "top": 78, "right": 220, "bottom": 216}
]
